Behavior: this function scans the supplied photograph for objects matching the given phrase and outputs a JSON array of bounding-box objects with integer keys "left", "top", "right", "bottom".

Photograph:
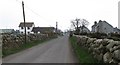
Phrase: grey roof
[
  {"left": 114, "top": 27, "right": 120, "bottom": 32},
  {"left": 0, "top": 29, "right": 14, "bottom": 33},
  {"left": 92, "top": 20, "right": 113, "bottom": 28},
  {"left": 79, "top": 26, "right": 90, "bottom": 32},
  {"left": 92, "top": 24, "right": 97, "bottom": 28},
  {"left": 19, "top": 22, "right": 34, "bottom": 27},
  {"left": 32, "top": 27, "right": 55, "bottom": 33},
  {"left": 102, "top": 21, "right": 113, "bottom": 28}
]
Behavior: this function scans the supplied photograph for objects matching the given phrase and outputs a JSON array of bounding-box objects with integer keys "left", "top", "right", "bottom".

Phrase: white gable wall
[
  {"left": 101, "top": 22, "right": 114, "bottom": 34},
  {"left": 19, "top": 24, "right": 35, "bottom": 34},
  {"left": 92, "top": 21, "right": 114, "bottom": 34}
]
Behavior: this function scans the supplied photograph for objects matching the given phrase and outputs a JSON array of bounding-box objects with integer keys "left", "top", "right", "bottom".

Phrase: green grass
[
  {"left": 69, "top": 36, "right": 98, "bottom": 64},
  {"left": 2, "top": 37, "right": 56, "bottom": 57},
  {"left": 0, "top": 49, "right": 2, "bottom": 57}
]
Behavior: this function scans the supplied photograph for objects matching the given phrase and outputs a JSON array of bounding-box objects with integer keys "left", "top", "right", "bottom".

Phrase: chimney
[{"left": 94, "top": 21, "right": 97, "bottom": 25}]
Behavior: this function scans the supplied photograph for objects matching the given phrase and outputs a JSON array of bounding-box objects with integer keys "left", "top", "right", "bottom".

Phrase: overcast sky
[{"left": 0, "top": 0, "right": 119, "bottom": 31}]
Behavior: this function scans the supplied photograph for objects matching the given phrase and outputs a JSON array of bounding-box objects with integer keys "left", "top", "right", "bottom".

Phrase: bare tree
[
  {"left": 71, "top": 18, "right": 89, "bottom": 34},
  {"left": 81, "top": 19, "right": 89, "bottom": 27}
]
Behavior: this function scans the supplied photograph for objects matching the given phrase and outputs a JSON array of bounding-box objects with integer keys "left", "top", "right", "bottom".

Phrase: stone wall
[
  {"left": 75, "top": 35, "right": 120, "bottom": 64},
  {"left": 2, "top": 33, "right": 57, "bottom": 50}
]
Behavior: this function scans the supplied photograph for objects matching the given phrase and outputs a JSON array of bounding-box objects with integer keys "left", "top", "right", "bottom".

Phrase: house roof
[
  {"left": 101, "top": 21, "right": 113, "bottom": 28},
  {"left": 19, "top": 22, "right": 34, "bottom": 27},
  {"left": 92, "top": 20, "right": 113, "bottom": 28},
  {"left": 92, "top": 24, "right": 97, "bottom": 28},
  {"left": 0, "top": 29, "right": 14, "bottom": 33},
  {"left": 79, "top": 26, "right": 90, "bottom": 31},
  {"left": 114, "top": 27, "right": 120, "bottom": 32},
  {"left": 32, "top": 27, "right": 55, "bottom": 33}
]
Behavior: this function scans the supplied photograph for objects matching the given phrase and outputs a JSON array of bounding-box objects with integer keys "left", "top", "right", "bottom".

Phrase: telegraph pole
[
  {"left": 22, "top": 1, "right": 26, "bottom": 44},
  {"left": 56, "top": 22, "right": 58, "bottom": 34},
  {"left": 75, "top": 18, "right": 80, "bottom": 34}
]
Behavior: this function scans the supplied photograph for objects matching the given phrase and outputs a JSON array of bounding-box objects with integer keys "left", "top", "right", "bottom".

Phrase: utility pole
[
  {"left": 56, "top": 22, "right": 58, "bottom": 34},
  {"left": 22, "top": 1, "right": 26, "bottom": 44},
  {"left": 75, "top": 18, "right": 80, "bottom": 34}
]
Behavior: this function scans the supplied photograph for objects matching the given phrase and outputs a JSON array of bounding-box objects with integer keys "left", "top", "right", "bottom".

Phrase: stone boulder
[
  {"left": 113, "top": 50, "right": 120, "bottom": 61},
  {"left": 101, "top": 39, "right": 109, "bottom": 46},
  {"left": 103, "top": 52, "right": 113, "bottom": 63}
]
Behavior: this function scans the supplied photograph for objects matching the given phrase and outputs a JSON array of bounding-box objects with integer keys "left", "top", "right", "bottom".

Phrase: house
[
  {"left": 91, "top": 21, "right": 98, "bottom": 32},
  {"left": 0, "top": 29, "right": 15, "bottom": 33},
  {"left": 32, "top": 27, "right": 56, "bottom": 34},
  {"left": 19, "top": 22, "right": 35, "bottom": 34},
  {"left": 79, "top": 25, "right": 90, "bottom": 33},
  {"left": 13, "top": 30, "right": 20, "bottom": 35},
  {"left": 92, "top": 20, "right": 114, "bottom": 34}
]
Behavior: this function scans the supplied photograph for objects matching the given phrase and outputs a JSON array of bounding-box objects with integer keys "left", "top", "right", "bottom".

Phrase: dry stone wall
[
  {"left": 75, "top": 35, "right": 120, "bottom": 64},
  {"left": 2, "top": 33, "right": 57, "bottom": 50}
]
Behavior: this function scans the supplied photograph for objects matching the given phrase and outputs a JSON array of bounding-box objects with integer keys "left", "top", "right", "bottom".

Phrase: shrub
[
  {"left": 109, "top": 33, "right": 120, "bottom": 38},
  {"left": 79, "top": 32, "right": 88, "bottom": 35},
  {"left": 87, "top": 32, "right": 107, "bottom": 39}
]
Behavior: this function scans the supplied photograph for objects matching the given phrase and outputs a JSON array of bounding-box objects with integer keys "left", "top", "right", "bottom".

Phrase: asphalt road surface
[{"left": 3, "top": 35, "right": 78, "bottom": 63}]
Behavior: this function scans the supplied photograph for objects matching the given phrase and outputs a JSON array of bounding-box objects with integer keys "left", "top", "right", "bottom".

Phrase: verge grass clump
[{"left": 69, "top": 36, "right": 98, "bottom": 64}]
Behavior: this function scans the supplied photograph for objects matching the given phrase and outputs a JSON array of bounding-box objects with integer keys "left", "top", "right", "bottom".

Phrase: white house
[
  {"left": 92, "top": 20, "right": 114, "bottom": 34},
  {"left": 91, "top": 21, "right": 98, "bottom": 32},
  {"left": 19, "top": 22, "right": 35, "bottom": 34}
]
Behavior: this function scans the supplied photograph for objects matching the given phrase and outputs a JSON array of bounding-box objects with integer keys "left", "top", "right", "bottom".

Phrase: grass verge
[
  {"left": 2, "top": 37, "right": 56, "bottom": 58},
  {"left": 69, "top": 36, "right": 98, "bottom": 64}
]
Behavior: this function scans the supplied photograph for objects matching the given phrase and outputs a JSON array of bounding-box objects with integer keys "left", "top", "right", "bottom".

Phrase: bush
[
  {"left": 109, "top": 33, "right": 120, "bottom": 38},
  {"left": 87, "top": 32, "right": 107, "bottom": 39},
  {"left": 79, "top": 32, "right": 88, "bottom": 35},
  {"left": 107, "top": 33, "right": 120, "bottom": 41}
]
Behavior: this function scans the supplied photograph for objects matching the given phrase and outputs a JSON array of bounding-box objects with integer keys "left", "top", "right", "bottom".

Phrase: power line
[{"left": 16, "top": 0, "right": 53, "bottom": 23}]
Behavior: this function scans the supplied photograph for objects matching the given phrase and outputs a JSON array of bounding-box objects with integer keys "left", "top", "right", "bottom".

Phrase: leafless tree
[
  {"left": 71, "top": 18, "right": 89, "bottom": 34},
  {"left": 81, "top": 19, "right": 89, "bottom": 27}
]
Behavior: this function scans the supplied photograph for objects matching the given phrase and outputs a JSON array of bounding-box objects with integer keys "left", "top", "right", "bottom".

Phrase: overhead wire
[{"left": 15, "top": 0, "right": 54, "bottom": 23}]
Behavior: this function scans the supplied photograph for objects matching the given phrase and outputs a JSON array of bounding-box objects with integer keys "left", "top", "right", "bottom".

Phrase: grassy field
[
  {"left": 69, "top": 36, "right": 98, "bottom": 64},
  {"left": 2, "top": 37, "right": 56, "bottom": 57}
]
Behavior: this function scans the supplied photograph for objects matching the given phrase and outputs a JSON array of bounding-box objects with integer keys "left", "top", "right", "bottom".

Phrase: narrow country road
[{"left": 3, "top": 35, "right": 78, "bottom": 63}]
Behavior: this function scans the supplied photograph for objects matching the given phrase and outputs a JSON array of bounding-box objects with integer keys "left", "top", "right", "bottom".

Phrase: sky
[{"left": 0, "top": 0, "right": 120, "bottom": 31}]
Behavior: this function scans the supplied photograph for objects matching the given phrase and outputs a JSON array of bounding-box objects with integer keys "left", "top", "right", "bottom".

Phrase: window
[
  {"left": 28, "top": 32, "right": 30, "bottom": 34},
  {"left": 28, "top": 27, "right": 30, "bottom": 29},
  {"left": 21, "top": 27, "right": 23, "bottom": 29},
  {"left": 21, "top": 32, "right": 23, "bottom": 34}
]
